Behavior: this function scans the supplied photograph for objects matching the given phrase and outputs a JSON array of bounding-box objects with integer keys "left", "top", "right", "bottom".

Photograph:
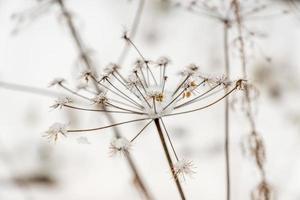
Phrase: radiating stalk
[{"left": 154, "top": 118, "right": 186, "bottom": 200}]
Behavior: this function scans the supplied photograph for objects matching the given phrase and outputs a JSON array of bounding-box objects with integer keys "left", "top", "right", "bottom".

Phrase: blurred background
[{"left": 0, "top": 0, "right": 300, "bottom": 199}]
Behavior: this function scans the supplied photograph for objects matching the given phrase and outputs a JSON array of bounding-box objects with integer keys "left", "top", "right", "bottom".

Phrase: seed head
[
  {"left": 79, "top": 69, "right": 97, "bottom": 82},
  {"left": 133, "top": 59, "right": 145, "bottom": 70},
  {"left": 44, "top": 123, "right": 68, "bottom": 141},
  {"left": 103, "top": 63, "right": 120, "bottom": 76},
  {"left": 181, "top": 64, "right": 200, "bottom": 76},
  {"left": 50, "top": 97, "right": 72, "bottom": 109},
  {"left": 110, "top": 137, "right": 131, "bottom": 155},
  {"left": 48, "top": 78, "right": 65, "bottom": 87},
  {"left": 173, "top": 159, "right": 195, "bottom": 179},
  {"left": 156, "top": 56, "right": 170, "bottom": 66},
  {"left": 121, "top": 30, "right": 130, "bottom": 41},
  {"left": 92, "top": 93, "right": 107, "bottom": 105}
]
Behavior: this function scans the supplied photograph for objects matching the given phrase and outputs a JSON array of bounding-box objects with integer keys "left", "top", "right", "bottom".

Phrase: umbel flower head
[
  {"left": 50, "top": 96, "right": 72, "bottom": 109},
  {"left": 44, "top": 122, "right": 68, "bottom": 141},
  {"left": 110, "top": 137, "right": 131, "bottom": 155},
  {"left": 173, "top": 159, "right": 195, "bottom": 179},
  {"left": 46, "top": 37, "right": 244, "bottom": 180}
]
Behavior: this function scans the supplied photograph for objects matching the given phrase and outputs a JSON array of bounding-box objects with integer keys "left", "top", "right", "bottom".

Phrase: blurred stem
[
  {"left": 232, "top": 0, "right": 269, "bottom": 198},
  {"left": 223, "top": 20, "right": 231, "bottom": 200},
  {"left": 154, "top": 118, "right": 186, "bottom": 200},
  {"left": 56, "top": 0, "right": 153, "bottom": 199},
  {"left": 118, "top": 0, "right": 145, "bottom": 64},
  {"left": 0, "top": 81, "right": 60, "bottom": 97}
]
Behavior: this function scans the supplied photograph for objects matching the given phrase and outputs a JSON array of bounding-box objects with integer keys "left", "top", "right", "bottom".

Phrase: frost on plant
[
  {"left": 50, "top": 97, "right": 72, "bottom": 109},
  {"left": 173, "top": 159, "right": 195, "bottom": 180},
  {"left": 110, "top": 137, "right": 131, "bottom": 155},
  {"left": 44, "top": 123, "right": 68, "bottom": 141},
  {"left": 45, "top": 37, "right": 243, "bottom": 185}
]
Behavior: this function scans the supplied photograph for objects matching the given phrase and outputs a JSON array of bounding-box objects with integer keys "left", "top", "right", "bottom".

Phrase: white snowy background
[{"left": 0, "top": 0, "right": 300, "bottom": 199}]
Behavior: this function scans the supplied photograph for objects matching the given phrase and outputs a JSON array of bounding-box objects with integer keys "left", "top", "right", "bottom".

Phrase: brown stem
[
  {"left": 232, "top": 1, "right": 270, "bottom": 199},
  {"left": 154, "top": 119, "right": 186, "bottom": 200}
]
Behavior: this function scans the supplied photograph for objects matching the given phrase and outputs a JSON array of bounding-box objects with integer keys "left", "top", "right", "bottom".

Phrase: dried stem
[
  {"left": 67, "top": 118, "right": 150, "bottom": 133},
  {"left": 166, "top": 83, "right": 239, "bottom": 117},
  {"left": 56, "top": 0, "right": 152, "bottom": 199},
  {"left": 63, "top": 104, "right": 144, "bottom": 115},
  {"left": 223, "top": 20, "right": 231, "bottom": 200},
  {"left": 0, "top": 81, "right": 60, "bottom": 97},
  {"left": 154, "top": 118, "right": 186, "bottom": 200},
  {"left": 232, "top": 1, "right": 270, "bottom": 199},
  {"left": 117, "top": 0, "right": 145, "bottom": 64},
  {"left": 130, "top": 120, "right": 153, "bottom": 142},
  {"left": 223, "top": 19, "right": 231, "bottom": 200}
]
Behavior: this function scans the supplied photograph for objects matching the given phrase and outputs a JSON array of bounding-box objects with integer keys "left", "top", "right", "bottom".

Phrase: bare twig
[{"left": 232, "top": 1, "right": 271, "bottom": 199}]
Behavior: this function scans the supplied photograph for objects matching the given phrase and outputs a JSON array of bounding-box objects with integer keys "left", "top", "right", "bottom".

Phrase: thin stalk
[
  {"left": 130, "top": 120, "right": 153, "bottom": 142},
  {"left": 63, "top": 104, "right": 144, "bottom": 115},
  {"left": 232, "top": 1, "right": 270, "bottom": 199},
  {"left": 153, "top": 97, "right": 157, "bottom": 114},
  {"left": 59, "top": 83, "right": 143, "bottom": 114},
  {"left": 134, "top": 71, "right": 148, "bottom": 94},
  {"left": 67, "top": 117, "right": 150, "bottom": 133},
  {"left": 105, "top": 102, "right": 144, "bottom": 114},
  {"left": 161, "top": 76, "right": 167, "bottom": 94},
  {"left": 59, "top": 83, "right": 92, "bottom": 101},
  {"left": 165, "top": 84, "right": 238, "bottom": 117},
  {"left": 154, "top": 119, "right": 186, "bottom": 200},
  {"left": 112, "top": 73, "right": 129, "bottom": 89},
  {"left": 117, "top": 0, "right": 145, "bottom": 64},
  {"left": 91, "top": 76, "right": 143, "bottom": 109},
  {"left": 126, "top": 38, "right": 157, "bottom": 85},
  {"left": 0, "top": 81, "right": 60, "bottom": 97},
  {"left": 223, "top": 20, "right": 231, "bottom": 200},
  {"left": 174, "top": 87, "right": 225, "bottom": 108},
  {"left": 163, "top": 88, "right": 186, "bottom": 111},
  {"left": 112, "top": 72, "right": 143, "bottom": 102},
  {"left": 134, "top": 84, "right": 151, "bottom": 108},
  {"left": 160, "top": 119, "right": 179, "bottom": 161},
  {"left": 105, "top": 78, "right": 143, "bottom": 108},
  {"left": 174, "top": 83, "right": 221, "bottom": 109},
  {"left": 172, "top": 75, "right": 190, "bottom": 96}
]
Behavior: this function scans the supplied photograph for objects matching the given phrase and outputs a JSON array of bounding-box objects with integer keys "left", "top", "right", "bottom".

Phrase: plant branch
[
  {"left": 154, "top": 118, "right": 186, "bottom": 200},
  {"left": 223, "top": 20, "right": 231, "bottom": 200}
]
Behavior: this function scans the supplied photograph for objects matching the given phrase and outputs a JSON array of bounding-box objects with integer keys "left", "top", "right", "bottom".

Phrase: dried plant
[
  {"left": 231, "top": 1, "right": 272, "bottom": 199},
  {"left": 54, "top": 0, "right": 154, "bottom": 198},
  {"left": 46, "top": 30, "right": 244, "bottom": 198},
  {"left": 1, "top": 0, "right": 296, "bottom": 199},
  {"left": 173, "top": 0, "right": 291, "bottom": 199}
]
